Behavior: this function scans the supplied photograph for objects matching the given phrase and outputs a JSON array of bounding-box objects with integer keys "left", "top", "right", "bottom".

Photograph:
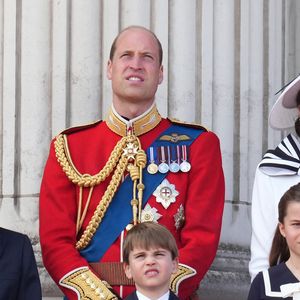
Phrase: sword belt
[{"left": 89, "top": 262, "right": 135, "bottom": 286}]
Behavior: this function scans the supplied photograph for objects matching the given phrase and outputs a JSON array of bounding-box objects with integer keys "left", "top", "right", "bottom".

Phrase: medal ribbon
[
  {"left": 176, "top": 145, "right": 181, "bottom": 163},
  {"left": 160, "top": 146, "right": 166, "bottom": 163},
  {"left": 148, "top": 146, "right": 156, "bottom": 163},
  {"left": 167, "top": 146, "right": 171, "bottom": 165},
  {"left": 181, "top": 145, "right": 188, "bottom": 162}
]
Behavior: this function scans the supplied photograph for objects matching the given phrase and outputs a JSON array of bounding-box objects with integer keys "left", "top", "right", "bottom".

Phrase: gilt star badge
[{"left": 141, "top": 204, "right": 162, "bottom": 223}]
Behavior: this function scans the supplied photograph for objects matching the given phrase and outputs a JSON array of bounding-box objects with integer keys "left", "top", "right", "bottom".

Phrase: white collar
[
  {"left": 259, "top": 133, "right": 300, "bottom": 176},
  {"left": 136, "top": 290, "right": 170, "bottom": 300}
]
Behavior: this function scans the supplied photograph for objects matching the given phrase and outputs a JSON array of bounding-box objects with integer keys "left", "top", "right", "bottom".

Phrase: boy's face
[{"left": 124, "top": 247, "right": 178, "bottom": 296}]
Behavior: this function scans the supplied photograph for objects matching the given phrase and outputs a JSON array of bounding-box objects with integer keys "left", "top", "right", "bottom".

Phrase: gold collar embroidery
[{"left": 105, "top": 105, "right": 162, "bottom": 136}]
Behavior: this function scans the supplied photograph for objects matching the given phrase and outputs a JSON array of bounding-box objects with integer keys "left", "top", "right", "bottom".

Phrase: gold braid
[
  {"left": 54, "top": 134, "right": 130, "bottom": 187},
  {"left": 54, "top": 133, "right": 147, "bottom": 251},
  {"left": 75, "top": 153, "right": 129, "bottom": 250}
]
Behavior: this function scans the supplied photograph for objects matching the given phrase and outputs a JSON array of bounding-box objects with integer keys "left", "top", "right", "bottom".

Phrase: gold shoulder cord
[
  {"left": 54, "top": 132, "right": 146, "bottom": 250},
  {"left": 55, "top": 134, "right": 128, "bottom": 187}
]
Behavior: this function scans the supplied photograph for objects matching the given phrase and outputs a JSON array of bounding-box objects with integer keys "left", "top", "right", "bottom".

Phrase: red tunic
[{"left": 39, "top": 117, "right": 225, "bottom": 299}]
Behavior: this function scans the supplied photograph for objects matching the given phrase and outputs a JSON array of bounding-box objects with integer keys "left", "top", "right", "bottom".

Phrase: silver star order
[
  {"left": 153, "top": 179, "right": 179, "bottom": 209},
  {"left": 141, "top": 204, "right": 162, "bottom": 223},
  {"left": 123, "top": 142, "right": 138, "bottom": 160}
]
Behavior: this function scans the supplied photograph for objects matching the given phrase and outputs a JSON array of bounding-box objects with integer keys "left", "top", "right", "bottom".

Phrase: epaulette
[
  {"left": 58, "top": 119, "right": 102, "bottom": 136},
  {"left": 168, "top": 117, "right": 208, "bottom": 132}
]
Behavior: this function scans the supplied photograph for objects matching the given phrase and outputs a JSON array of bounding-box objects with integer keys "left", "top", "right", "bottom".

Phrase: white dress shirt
[{"left": 136, "top": 290, "right": 170, "bottom": 300}]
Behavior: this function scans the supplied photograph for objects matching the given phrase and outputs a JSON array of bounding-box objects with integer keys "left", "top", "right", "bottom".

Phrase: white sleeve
[{"left": 249, "top": 167, "right": 278, "bottom": 281}]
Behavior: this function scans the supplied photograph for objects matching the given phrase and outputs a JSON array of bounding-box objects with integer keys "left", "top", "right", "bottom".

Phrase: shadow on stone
[{"left": 198, "top": 243, "right": 251, "bottom": 300}]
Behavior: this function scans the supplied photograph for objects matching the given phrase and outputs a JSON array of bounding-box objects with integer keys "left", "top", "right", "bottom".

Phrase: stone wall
[{"left": 1, "top": 1, "right": 300, "bottom": 299}]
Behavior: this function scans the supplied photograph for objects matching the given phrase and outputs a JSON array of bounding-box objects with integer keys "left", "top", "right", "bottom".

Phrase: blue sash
[{"left": 80, "top": 123, "right": 204, "bottom": 262}]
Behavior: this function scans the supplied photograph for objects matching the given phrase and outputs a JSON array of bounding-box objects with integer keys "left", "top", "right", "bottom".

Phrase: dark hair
[
  {"left": 123, "top": 222, "right": 178, "bottom": 264},
  {"left": 109, "top": 25, "right": 163, "bottom": 65},
  {"left": 269, "top": 183, "right": 300, "bottom": 266},
  {"left": 294, "top": 90, "right": 300, "bottom": 136}
]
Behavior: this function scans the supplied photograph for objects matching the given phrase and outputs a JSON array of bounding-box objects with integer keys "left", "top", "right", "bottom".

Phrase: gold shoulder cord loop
[
  {"left": 136, "top": 149, "right": 147, "bottom": 222},
  {"left": 55, "top": 134, "right": 128, "bottom": 187},
  {"left": 127, "top": 144, "right": 147, "bottom": 225},
  {"left": 54, "top": 133, "right": 147, "bottom": 250},
  {"left": 76, "top": 154, "right": 129, "bottom": 250}
]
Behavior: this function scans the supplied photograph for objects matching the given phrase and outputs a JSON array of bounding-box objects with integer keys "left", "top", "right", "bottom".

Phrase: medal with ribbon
[
  {"left": 147, "top": 146, "right": 158, "bottom": 174},
  {"left": 158, "top": 146, "right": 169, "bottom": 174},
  {"left": 169, "top": 146, "right": 180, "bottom": 173},
  {"left": 180, "top": 145, "right": 191, "bottom": 172}
]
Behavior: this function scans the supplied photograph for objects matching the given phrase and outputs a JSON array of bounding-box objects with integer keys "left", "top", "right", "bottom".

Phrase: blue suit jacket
[
  {"left": 124, "top": 290, "right": 180, "bottom": 300},
  {"left": 0, "top": 227, "right": 42, "bottom": 300}
]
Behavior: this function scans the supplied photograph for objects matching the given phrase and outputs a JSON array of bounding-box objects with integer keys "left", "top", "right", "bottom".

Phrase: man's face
[
  {"left": 107, "top": 28, "right": 163, "bottom": 106},
  {"left": 124, "top": 247, "right": 178, "bottom": 296}
]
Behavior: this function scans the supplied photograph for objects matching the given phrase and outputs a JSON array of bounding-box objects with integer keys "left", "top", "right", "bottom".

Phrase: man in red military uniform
[{"left": 39, "top": 26, "right": 225, "bottom": 300}]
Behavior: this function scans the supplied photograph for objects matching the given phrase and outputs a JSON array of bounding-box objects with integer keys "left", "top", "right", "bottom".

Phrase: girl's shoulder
[
  {"left": 268, "top": 262, "right": 297, "bottom": 282},
  {"left": 248, "top": 263, "right": 298, "bottom": 300},
  {"left": 263, "top": 263, "right": 298, "bottom": 297}
]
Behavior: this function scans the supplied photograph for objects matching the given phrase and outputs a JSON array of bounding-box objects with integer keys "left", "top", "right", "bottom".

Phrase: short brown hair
[
  {"left": 123, "top": 222, "right": 178, "bottom": 264},
  {"left": 109, "top": 25, "right": 163, "bottom": 65}
]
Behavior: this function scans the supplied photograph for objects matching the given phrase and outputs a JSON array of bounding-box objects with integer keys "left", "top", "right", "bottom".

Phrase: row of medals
[{"left": 147, "top": 145, "right": 191, "bottom": 174}]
